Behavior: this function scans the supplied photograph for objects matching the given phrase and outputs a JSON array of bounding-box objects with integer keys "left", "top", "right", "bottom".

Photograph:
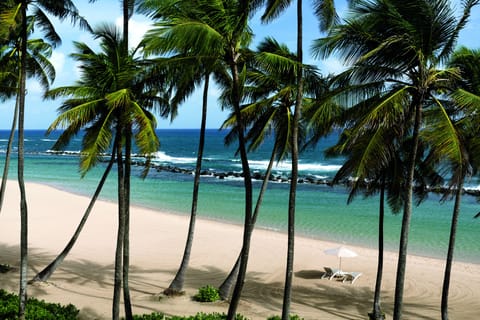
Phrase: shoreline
[
  {"left": 40, "top": 179, "right": 480, "bottom": 265},
  {"left": 0, "top": 181, "right": 479, "bottom": 319}
]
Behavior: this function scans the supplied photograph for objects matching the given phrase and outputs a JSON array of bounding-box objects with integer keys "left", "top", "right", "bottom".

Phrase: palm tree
[
  {"left": 260, "top": 1, "right": 337, "bottom": 317},
  {"left": 46, "top": 24, "right": 162, "bottom": 320},
  {"left": 422, "top": 103, "right": 471, "bottom": 320},
  {"left": 435, "top": 46, "right": 480, "bottom": 320},
  {"left": 218, "top": 37, "right": 334, "bottom": 300},
  {"left": 138, "top": 0, "right": 224, "bottom": 295},
  {"left": 138, "top": 1, "right": 262, "bottom": 317},
  {"left": 2, "top": 1, "right": 88, "bottom": 317},
  {"left": 323, "top": 97, "right": 406, "bottom": 319},
  {"left": 0, "top": 14, "right": 55, "bottom": 214},
  {"left": 313, "top": 0, "right": 480, "bottom": 318}
]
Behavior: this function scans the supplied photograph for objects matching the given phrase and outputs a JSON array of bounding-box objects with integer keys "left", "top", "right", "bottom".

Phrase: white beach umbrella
[{"left": 324, "top": 246, "right": 358, "bottom": 271}]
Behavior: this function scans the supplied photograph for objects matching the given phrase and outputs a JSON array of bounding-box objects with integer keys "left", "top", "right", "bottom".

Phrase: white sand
[{"left": 0, "top": 181, "right": 479, "bottom": 319}]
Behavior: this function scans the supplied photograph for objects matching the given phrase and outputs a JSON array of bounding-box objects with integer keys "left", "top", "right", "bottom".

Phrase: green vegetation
[
  {"left": 267, "top": 316, "right": 304, "bottom": 320},
  {"left": 194, "top": 285, "right": 221, "bottom": 302},
  {"left": 0, "top": 289, "right": 79, "bottom": 320},
  {"left": 132, "top": 312, "right": 247, "bottom": 320}
]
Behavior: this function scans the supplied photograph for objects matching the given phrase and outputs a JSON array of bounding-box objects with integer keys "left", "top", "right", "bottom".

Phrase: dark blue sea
[{"left": 0, "top": 129, "right": 479, "bottom": 263}]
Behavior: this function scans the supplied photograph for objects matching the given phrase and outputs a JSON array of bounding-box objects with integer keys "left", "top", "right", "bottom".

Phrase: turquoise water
[{"left": 1, "top": 130, "right": 479, "bottom": 263}]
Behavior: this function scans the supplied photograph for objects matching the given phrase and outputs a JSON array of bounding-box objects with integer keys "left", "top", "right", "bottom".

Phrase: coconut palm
[
  {"left": 0, "top": 17, "right": 55, "bottom": 214},
  {"left": 313, "top": 0, "right": 480, "bottom": 318},
  {"left": 138, "top": 1, "right": 263, "bottom": 317},
  {"left": 1, "top": 1, "right": 88, "bottom": 317},
  {"left": 138, "top": 0, "right": 226, "bottom": 295},
  {"left": 323, "top": 96, "right": 407, "bottom": 319},
  {"left": 434, "top": 46, "right": 480, "bottom": 320},
  {"left": 260, "top": 1, "right": 338, "bottom": 317},
  {"left": 46, "top": 24, "right": 162, "bottom": 320},
  {"left": 218, "top": 37, "right": 335, "bottom": 300}
]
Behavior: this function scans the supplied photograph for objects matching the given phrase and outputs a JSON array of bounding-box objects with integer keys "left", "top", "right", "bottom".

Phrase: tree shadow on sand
[
  {"left": 0, "top": 244, "right": 440, "bottom": 319},
  {"left": 293, "top": 269, "right": 439, "bottom": 320}
]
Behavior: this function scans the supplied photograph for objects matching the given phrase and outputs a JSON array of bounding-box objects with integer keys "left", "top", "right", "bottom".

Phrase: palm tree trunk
[
  {"left": 393, "top": 101, "right": 422, "bottom": 320},
  {"left": 370, "top": 178, "right": 385, "bottom": 320},
  {"left": 227, "top": 55, "right": 253, "bottom": 320},
  {"left": 219, "top": 143, "right": 277, "bottom": 300},
  {"left": 18, "top": 2, "right": 28, "bottom": 318},
  {"left": 0, "top": 94, "right": 19, "bottom": 213},
  {"left": 282, "top": 1, "right": 302, "bottom": 318},
  {"left": 123, "top": 126, "right": 133, "bottom": 320},
  {"left": 30, "top": 146, "right": 117, "bottom": 282},
  {"left": 121, "top": 3, "right": 132, "bottom": 318},
  {"left": 113, "top": 131, "right": 125, "bottom": 320},
  {"left": 441, "top": 179, "right": 463, "bottom": 320},
  {"left": 166, "top": 74, "right": 210, "bottom": 295}
]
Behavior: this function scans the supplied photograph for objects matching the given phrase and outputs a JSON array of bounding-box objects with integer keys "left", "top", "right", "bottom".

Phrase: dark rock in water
[{"left": 215, "top": 172, "right": 226, "bottom": 179}]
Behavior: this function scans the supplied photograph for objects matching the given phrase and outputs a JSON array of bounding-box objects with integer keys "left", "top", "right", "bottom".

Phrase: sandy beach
[{"left": 0, "top": 181, "right": 479, "bottom": 319}]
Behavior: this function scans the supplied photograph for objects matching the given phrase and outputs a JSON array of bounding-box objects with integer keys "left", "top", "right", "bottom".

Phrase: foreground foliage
[
  {"left": 132, "top": 312, "right": 248, "bottom": 320},
  {"left": 194, "top": 285, "right": 221, "bottom": 302},
  {"left": 0, "top": 289, "right": 79, "bottom": 320},
  {"left": 131, "top": 312, "right": 304, "bottom": 320}
]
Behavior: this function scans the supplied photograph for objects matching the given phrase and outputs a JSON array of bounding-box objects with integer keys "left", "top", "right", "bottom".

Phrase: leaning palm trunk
[
  {"left": 393, "top": 102, "right": 422, "bottom": 320},
  {"left": 0, "top": 94, "right": 19, "bottom": 213},
  {"left": 282, "top": 2, "right": 302, "bottom": 318},
  {"left": 219, "top": 143, "right": 277, "bottom": 300},
  {"left": 30, "top": 146, "right": 117, "bottom": 282},
  {"left": 369, "top": 179, "right": 385, "bottom": 320},
  {"left": 166, "top": 75, "right": 210, "bottom": 295},
  {"left": 226, "top": 60, "right": 254, "bottom": 320},
  {"left": 441, "top": 179, "right": 464, "bottom": 320},
  {"left": 18, "top": 2, "right": 29, "bottom": 318}
]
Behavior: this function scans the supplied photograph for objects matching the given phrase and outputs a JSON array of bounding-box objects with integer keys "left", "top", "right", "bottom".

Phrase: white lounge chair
[
  {"left": 342, "top": 272, "right": 362, "bottom": 284},
  {"left": 322, "top": 267, "right": 343, "bottom": 280}
]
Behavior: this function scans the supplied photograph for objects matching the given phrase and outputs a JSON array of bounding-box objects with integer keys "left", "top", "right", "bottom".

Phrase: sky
[{"left": 1, "top": 0, "right": 480, "bottom": 130}]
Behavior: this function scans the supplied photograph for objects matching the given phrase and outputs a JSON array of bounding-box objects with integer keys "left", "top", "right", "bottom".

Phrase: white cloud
[
  {"left": 115, "top": 17, "right": 152, "bottom": 48},
  {"left": 27, "top": 80, "right": 43, "bottom": 95},
  {"left": 50, "top": 51, "right": 65, "bottom": 75}
]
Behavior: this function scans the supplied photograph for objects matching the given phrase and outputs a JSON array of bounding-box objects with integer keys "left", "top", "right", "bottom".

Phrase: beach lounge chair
[
  {"left": 342, "top": 272, "right": 362, "bottom": 284},
  {"left": 322, "top": 267, "right": 343, "bottom": 280}
]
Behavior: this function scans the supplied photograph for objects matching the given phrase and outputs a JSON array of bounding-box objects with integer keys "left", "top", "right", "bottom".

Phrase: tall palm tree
[
  {"left": 138, "top": 0, "right": 224, "bottom": 295},
  {"left": 218, "top": 37, "right": 334, "bottom": 300},
  {"left": 0, "top": 15, "right": 55, "bottom": 214},
  {"left": 313, "top": 0, "right": 479, "bottom": 318},
  {"left": 260, "top": 1, "right": 337, "bottom": 318},
  {"left": 422, "top": 103, "right": 471, "bottom": 320},
  {"left": 323, "top": 95, "right": 407, "bottom": 319},
  {"left": 3, "top": 1, "right": 89, "bottom": 317},
  {"left": 46, "top": 24, "right": 162, "bottom": 320},
  {"left": 138, "top": 1, "right": 262, "bottom": 317},
  {"left": 435, "top": 46, "right": 480, "bottom": 320}
]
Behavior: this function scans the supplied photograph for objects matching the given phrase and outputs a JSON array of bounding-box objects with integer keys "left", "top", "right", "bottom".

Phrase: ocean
[{"left": 0, "top": 129, "right": 479, "bottom": 263}]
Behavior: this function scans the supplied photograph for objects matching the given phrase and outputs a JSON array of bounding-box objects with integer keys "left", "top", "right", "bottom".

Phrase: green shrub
[
  {"left": 267, "top": 315, "right": 304, "bottom": 320},
  {"left": 133, "top": 312, "right": 248, "bottom": 320},
  {"left": 193, "top": 285, "right": 220, "bottom": 303},
  {"left": 0, "top": 289, "right": 79, "bottom": 319},
  {"left": 131, "top": 312, "right": 166, "bottom": 320}
]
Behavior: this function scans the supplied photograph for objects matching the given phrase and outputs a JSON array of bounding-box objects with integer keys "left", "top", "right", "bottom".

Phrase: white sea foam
[
  {"left": 151, "top": 151, "right": 197, "bottom": 164},
  {"left": 235, "top": 159, "right": 341, "bottom": 173}
]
